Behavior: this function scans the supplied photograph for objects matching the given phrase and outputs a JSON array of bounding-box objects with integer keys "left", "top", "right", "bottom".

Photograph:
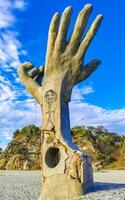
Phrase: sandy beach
[{"left": 0, "top": 170, "right": 125, "bottom": 200}]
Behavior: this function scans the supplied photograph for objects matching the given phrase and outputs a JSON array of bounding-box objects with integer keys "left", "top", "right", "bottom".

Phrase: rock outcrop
[
  {"left": 0, "top": 125, "right": 125, "bottom": 170},
  {"left": 0, "top": 125, "right": 41, "bottom": 170}
]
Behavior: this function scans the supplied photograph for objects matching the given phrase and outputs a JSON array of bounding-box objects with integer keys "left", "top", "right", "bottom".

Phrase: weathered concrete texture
[
  {"left": 18, "top": 3, "right": 103, "bottom": 200},
  {"left": 40, "top": 130, "right": 94, "bottom": 200},
  {"left": 42, "top": 174, "right": 82, "bottom": 200}
]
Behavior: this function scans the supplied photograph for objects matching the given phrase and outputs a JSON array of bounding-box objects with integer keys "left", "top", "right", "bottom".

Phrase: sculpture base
[
  {"left": 41, "top": 174, "right": 82, "bottom": 200},
  {"left": 40, "top": 131, "right": 94, "bottom": 200}
]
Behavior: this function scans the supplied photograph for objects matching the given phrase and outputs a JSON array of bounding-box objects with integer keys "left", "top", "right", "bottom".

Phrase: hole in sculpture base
[{"left": 45, "top": 147, "right": 61, "bottom": 168}]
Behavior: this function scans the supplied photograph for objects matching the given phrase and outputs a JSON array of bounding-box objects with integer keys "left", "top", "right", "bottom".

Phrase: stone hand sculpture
[
  {"left": 18, "top": 3, "right": 102, "bottom": 148},
  {"left": 18, "top": 4, "right": 103, "bottom": 200}
]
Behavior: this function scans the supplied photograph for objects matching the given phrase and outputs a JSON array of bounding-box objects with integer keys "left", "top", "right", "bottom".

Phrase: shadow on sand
[{"left": 94, "top": 182, "right": 125, "bottom": 191}]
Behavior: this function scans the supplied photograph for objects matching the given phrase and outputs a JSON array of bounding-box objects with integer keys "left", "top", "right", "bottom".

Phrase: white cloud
[
  {"left": 1, "top": 83, "right": 125, "bottom": 149},
  {"left": 0, "top": 30, "right": 23, "bottom": 70},
  {"left": 0, "top": 0, "right": 27, "bottom": 72},
  {"left": 71, "top": 85, "right": 94, "bottom": 101},
  {"left": 0, "top": 91, "right": 41, "bottom": 150},
  {"left": 0, "top": 83, "right": 16, "bottom": 102},
  {"left": 14, "top": 0, "right": 27, "bottom": 10},
  {"left": 69, "top": 100, "right": 125, "bottom": 134},
  {"left": 0, "top": 0, "right": 125, "bottom": 150},
  {"left": 0, "top": 75, "right": 10, "bottom": 84},
  {"left": 0, "top": 0, "right": 26, "bottom": 28},
  {"left": 0, "top": 0, "right": 29, "bottom": 148},
  {"left": 0, "top": 0, "right": 15, "bottom": 28}
]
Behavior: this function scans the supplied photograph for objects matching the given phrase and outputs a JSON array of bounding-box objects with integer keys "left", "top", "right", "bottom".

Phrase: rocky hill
[
  {"left": 0, "top": 125, "right": 125, "bottom": 170},
  {"left": 72, "top": 126, "right": 125, "bottom": 170},
  {"left": 0, "top": 125, "right": 41, "bottom": 170}
]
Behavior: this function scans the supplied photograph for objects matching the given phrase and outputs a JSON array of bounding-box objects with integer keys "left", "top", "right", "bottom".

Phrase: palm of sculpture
[{"left": 18, "top": 4, "right": 103, "bottom": 200}]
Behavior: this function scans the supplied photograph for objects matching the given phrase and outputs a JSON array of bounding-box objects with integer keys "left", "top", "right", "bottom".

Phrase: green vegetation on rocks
[
  {"left": 0, "top": 125, "right": 125, "bottom": 170},
  {"left": 0, "top": 125, "right": 41, "bottom": 170},
  {"left": 71, "top": 126, "right": 125, "bottom": 170}
]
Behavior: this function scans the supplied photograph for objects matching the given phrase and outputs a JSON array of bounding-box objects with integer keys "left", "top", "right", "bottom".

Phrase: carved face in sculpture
[{"left": 44, "top": 90, "right": 57, "bottom": 104}]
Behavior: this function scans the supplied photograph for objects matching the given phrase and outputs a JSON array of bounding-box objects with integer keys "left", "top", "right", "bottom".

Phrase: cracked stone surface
[
  {"left": 18, "top": 3, "right": 103, "bottom": 200},
  {"left": 41, "top": 130, "right": 94, "bottom": 200}
]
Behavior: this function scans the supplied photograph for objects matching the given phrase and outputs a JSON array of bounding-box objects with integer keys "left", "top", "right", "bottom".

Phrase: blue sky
[{"left": 0, "top": 0, "right": 125, "bottom": 148}]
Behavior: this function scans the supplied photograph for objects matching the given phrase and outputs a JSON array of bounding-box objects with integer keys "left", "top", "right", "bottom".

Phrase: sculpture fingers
[
  {"left": 28, "top": 67, "right": 40, "bottom": 78},
  {"left": 75, "top": 59, "right": 101, "bottom": 84},
  {"left": 45, "top": 12, "right": 60, "bottom": 67},
  {"left": 55, "top": 6, "right": 72, "bottom": 53},
  {"left": 28, "top": 66, "right": 44, "bottom": 85},
  {"left": 76, "top": 15, "right": 103, "bottom": 59},
  {"left": 39, "top": 65, "right": 44, "bottom": 75},
  {"left": 69, "top": 4, "right": 92, "bottom": 54},
  {"left": 18, "top": 62, "right": 41, "bottom": 103},
  {"left": 35, "top": 66, "right": 44, "bottom": 85}
]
